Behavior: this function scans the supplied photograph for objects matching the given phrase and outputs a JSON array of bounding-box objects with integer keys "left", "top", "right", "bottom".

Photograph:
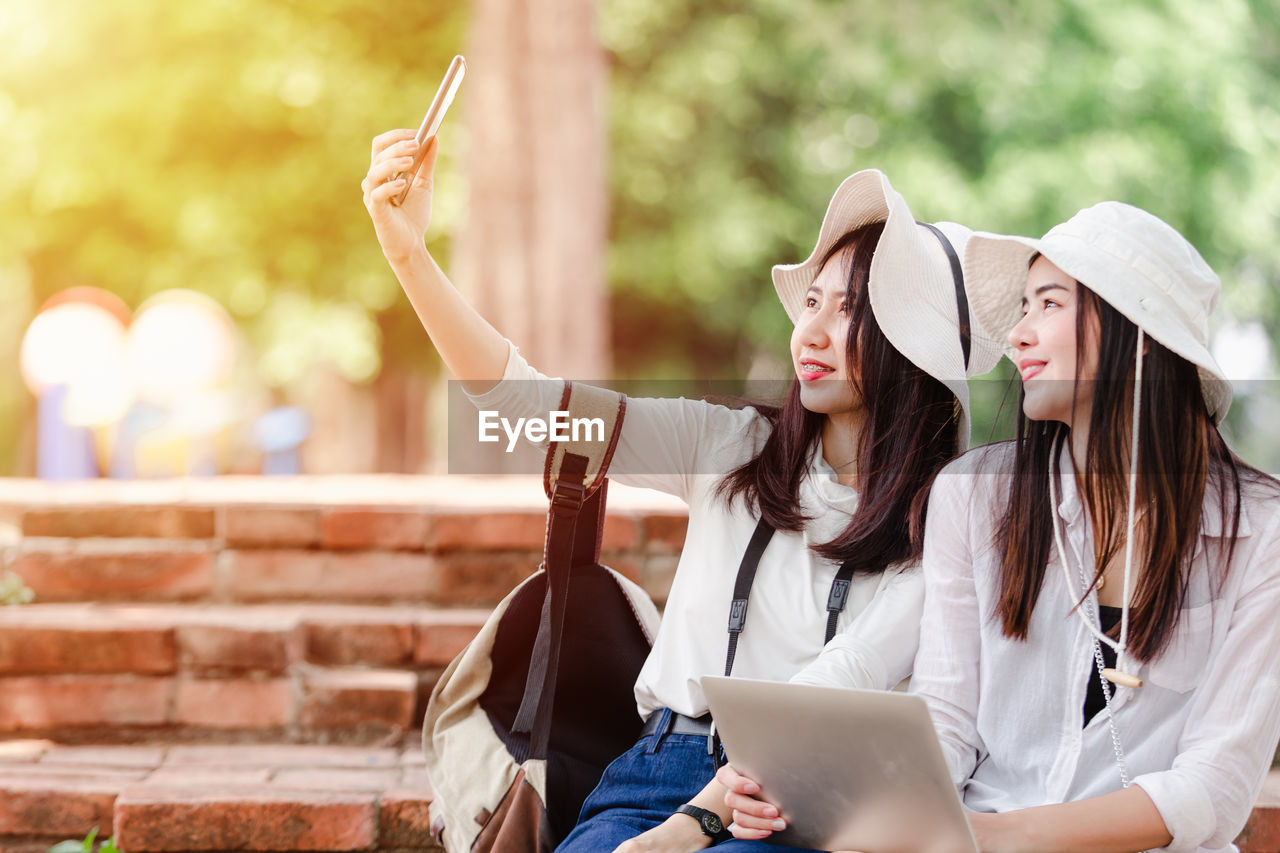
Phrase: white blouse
[
  {"left": 467, "top": 345, "right": 924, "bottom": 718},
  {"left": 911, "top": 443, "right": 1280, "bottom": 852}
]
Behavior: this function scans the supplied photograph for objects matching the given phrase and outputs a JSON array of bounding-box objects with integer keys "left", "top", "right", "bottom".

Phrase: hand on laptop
[
  {"left": 716, "top": 764, "right": 870, "bottom": 852},
  {"left": 715, "top": 763, "right": 787, "bottom": 839}
]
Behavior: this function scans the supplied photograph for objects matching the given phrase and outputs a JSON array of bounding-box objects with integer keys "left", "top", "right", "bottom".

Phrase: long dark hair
[
  {"left": 718, "top": 222, "right": 962, "bottom": 574},
  {"left": 994, "top": 283, "right": 1273, "bottom": 661}
]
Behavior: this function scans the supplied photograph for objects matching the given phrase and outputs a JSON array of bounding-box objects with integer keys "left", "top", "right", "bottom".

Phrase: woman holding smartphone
[
  {"left": 362, "top": 132, "right": 999, "bottom": 852},
  {"left": 721, "top": 202, "right": 1280, "bottom": 852}
]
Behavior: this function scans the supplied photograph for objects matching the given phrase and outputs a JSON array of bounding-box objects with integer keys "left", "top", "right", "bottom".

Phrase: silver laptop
[{"left": 702, "top": 676, "right": 978, "bottom": 853}]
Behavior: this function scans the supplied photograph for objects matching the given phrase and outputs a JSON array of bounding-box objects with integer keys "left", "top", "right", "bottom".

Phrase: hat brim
[{"left": 964, "top": 232, "right": 1233, "bottom": 423}]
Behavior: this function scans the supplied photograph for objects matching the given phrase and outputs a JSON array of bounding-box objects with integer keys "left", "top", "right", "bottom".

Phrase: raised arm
[
  {"left": 361, "top": 131, "right": 507, "bottom": 395},
  {"left": 364, "top": 130, "right": 772, "bottom": 502}
]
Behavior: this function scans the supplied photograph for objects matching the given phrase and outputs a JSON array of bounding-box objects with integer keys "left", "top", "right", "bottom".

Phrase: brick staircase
[
  {"left": 0, "top": 476, "right": 685, "bottom": 852},
  {"left": 1, "top": 477, "right": 1277, "bottom": 852}
]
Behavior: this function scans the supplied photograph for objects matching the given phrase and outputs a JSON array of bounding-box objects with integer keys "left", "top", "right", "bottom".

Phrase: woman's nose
[
  {"left": 1008, "top": 312, "right": 1035, "bottom": 349},
  {"left": 797, "top": 312, "right": 831, "bottom": 347}
]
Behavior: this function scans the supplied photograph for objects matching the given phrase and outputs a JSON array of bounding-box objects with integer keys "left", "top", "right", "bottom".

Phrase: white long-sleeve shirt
[
  {"left": 911, "top": 443, "right": 1280, "bottom": 852},
  {"left": 466, "top": 345, "right": 924, "bottom": 718}
]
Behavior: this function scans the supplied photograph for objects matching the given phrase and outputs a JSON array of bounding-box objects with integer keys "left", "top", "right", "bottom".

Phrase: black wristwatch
[{"left": 675, "top": 804, "right": 732, "bottom": 844}]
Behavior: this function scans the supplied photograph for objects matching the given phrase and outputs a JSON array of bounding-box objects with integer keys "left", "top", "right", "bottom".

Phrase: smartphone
[{"left": 391, "top": 55, "right": 467, "bottom": 206}]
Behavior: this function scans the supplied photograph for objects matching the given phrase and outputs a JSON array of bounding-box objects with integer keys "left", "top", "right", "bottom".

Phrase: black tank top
[{"left": 1082, "top": 605, "right": 1124, "bottom": 727}]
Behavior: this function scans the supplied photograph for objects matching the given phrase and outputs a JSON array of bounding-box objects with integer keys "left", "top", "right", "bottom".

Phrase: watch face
[{"left": 704, "top": 813, "right": 724, "bottom": 834}]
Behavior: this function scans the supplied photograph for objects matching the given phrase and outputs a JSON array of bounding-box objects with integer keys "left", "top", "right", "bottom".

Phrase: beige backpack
[{"left": 424, "top": 382, "right": 662, "bottom": 851}]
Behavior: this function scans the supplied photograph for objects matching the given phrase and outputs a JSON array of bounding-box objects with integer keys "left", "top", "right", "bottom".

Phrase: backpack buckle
[{"left": 549, "top": 479, "right": 587, "bottom": 516}]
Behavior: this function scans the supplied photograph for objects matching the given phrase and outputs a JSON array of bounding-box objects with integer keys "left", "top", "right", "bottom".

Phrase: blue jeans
[{"left": 556, "top": 709, "right": 824, "bottom": 852}]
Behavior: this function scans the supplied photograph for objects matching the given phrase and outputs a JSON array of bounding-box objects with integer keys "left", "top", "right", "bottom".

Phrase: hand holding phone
[{"left": 390, "top": 55, "right": 466, "bottom": 206}]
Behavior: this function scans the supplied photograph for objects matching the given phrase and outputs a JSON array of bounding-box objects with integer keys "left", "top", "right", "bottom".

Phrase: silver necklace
[{"left": 1048, "top": 436, "right": 1133, "bottom": 789}]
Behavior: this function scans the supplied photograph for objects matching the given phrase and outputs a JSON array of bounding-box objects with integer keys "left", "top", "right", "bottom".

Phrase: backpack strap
[
  {"left": 513, "top": 383, "right": 626, "bottom": 759},
  {"left": 543, "top": 381, "right": 627, "bottom": 502}
]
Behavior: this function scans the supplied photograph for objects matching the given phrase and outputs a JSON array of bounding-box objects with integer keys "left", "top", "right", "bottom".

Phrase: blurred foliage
[
  {"left": 46, "top": 826, "right": 118, "bottom": 853},
  {"left": 0, "top": 0, "right": 466, "bottom": 472},
  {"left": 2, "top": 0, "right": 1278, "bottom": 472},
  {"left": 603, "top": 0, "right": 1280, "bottom": 461}
]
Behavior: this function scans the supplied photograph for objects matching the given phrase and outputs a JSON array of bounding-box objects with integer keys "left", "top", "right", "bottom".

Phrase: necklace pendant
[{"left": 1102, "top": 668, "right": 1143, "bottom": 689}]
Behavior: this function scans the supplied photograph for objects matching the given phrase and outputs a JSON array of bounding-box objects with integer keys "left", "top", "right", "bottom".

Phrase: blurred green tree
[{"left": 603, "top": 0, "right": 1280, "bottom": 459}]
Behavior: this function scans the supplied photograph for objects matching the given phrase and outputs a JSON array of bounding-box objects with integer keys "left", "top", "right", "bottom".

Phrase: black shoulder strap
[
  {"left": 725, "top": 522, "right": 861, "bottom": 674},
  {"left": 824, "top": 560, "right": 857, "bottom": 644},
  {"left": 724, "top": 519, "right": 774, "bottom": 677}
]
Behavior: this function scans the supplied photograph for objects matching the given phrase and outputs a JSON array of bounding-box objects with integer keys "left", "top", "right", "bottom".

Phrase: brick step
[
  {"left": 0, "top": 604, "right": 485, "bottom": 741},
  {"left": 0, "top": 477, "right": 687, "bottom": 609},
  {"left": 6, "top": 538, "right": 555, "bottom": 607},
  {"left": 4, "top": 527, "right": 679, "bottom": 608},
  {"left": 0, "top": 739, "right": 439, "bottom": 851},
  {"left": 0, "top": 742, "right": 1277, "bottom": 853}
]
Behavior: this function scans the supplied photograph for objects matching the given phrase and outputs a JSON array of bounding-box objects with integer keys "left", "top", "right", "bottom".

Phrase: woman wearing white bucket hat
[
  {"left": 364, "top": 131, "right": 1000, "bottom": 852},
  {"left": 722, "top": 201, "right": 1280, "bottom": 852}
]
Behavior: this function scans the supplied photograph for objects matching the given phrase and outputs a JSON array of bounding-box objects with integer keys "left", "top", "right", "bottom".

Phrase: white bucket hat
[
  {"left": 963, "top": 200, "right": 1232, "bottom": 422},
  {"left": 772, "top": 169, "right": 1003, "bottom": 449}
]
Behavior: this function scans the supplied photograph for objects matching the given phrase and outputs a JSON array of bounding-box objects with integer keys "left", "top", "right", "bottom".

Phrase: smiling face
[
  {"left": 1008, "top": 255, "right": 1100, "bottom": 427},
  {"left": 790, "top": 245, "right": 861, "bottom": 418}
]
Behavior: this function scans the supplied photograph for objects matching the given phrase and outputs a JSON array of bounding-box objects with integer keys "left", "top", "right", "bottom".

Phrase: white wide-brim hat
[
  {"left": 772, "top": 169, "right": 1003, "bottom": 449},
  {"left": 963, "top": 201, "right": 1232, "bottom": 422}
]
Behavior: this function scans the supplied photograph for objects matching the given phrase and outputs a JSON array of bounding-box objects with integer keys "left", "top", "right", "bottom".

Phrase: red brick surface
[
  {"left": 602, "top": 513, "right": 643, "bottom": 551},
  {"left": 0, "top": 736, "right": 1270, "bottom": 853},
  {"left": 221, "top": 507, "right": 321, "bottom": 548},
  {"left": 219, "top": 549, "right": 328, "bottom": 601},
  {"left": 380, "top": 788, "right": 436, "bottom": 847},
  {"left": 0, "top": 741, "right": 440, "bottom": 850},
  {"left": 0, "top": 477, "right": 690, "bottom": 848},
  {"left": 224, "top": 550, "right": 439, "bottom": 602},
  {"left": 322, "top": 509, "right": 429, "bottom": 551},
  {"left": 0, "top": 622, "right": 176, "bottom": 675},
  {"left": 12, "top": 548, "right": 213, "bottom": 601},
  {"left": 23, "top": 507, "right": 215, "bottom": 539},
  {"left": 113, "top": 786, "right": 378, "bottom": 851},
  {"left": 601, "top": 554, "right": 644, "bottom": 585},
  {"left": 177, "top": 622, "right": 296, "bottom": 672},
  {"left": 0, "top": 676, "right": 171, "bottom": 731},
  {"left": 412, "top": 613, "right": 485, "bottom": 666},
  {"left": 643, "top": 512, "right": 690, "bottom": 553},
  {"left": 173, "top": 679, "right": 295, "bottom": 729},
  {"left": 430, "top": 511, "right": 548, "bottom": 551},
  {"left": 300, "top": 670, "right": 417, "bottom": 730},
  {"left": 144, "top": 766, "right": 273, "bottom": 786},
  {"left": 270, "top": 767, "right": 402, "bottom": 791},
  {"left": 430, "top": 551, "right": 539, "bottom": 605},
  {"left": 0, "top": 775, "right": 118, "bottom": 835},
  {"left": 40, "top": 746, "right": 167, "bottom": 767},
  {"left": 304, "top": 618, "right": 414, "bottom": 666},
  {"left": 163, "top": 744, "right": 400, "bottom": 768}
]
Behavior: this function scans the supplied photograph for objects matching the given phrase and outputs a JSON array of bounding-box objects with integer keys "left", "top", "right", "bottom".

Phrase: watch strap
[{"left": 675, "top": 803, "right": 732, "bottom": 843}]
